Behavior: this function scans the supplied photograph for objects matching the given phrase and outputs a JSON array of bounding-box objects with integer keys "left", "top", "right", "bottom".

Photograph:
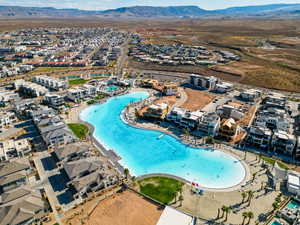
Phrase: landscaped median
[
  {"left": 260, "top": 155, "right": 289, "bottom": 170},
  {"left": 137, "top": 176, "right": 184, "bottom": 204},
  {"left": 67, "top": 123, "right": 89, "bottom": 139}
]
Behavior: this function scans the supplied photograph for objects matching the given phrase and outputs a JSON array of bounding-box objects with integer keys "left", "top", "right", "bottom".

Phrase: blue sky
[{"left": 1, "top": 0, "right": 300, "bottom": 10}]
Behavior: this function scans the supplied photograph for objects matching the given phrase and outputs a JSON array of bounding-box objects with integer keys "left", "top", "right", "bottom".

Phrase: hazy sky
[{"left": 0, "top": 0, "right": 300, "bottom": 10}]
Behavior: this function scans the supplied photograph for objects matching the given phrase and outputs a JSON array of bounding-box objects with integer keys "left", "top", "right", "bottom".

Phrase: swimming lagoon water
[{"left": 80, "top": 92, "right": 246, "bottom": 189}]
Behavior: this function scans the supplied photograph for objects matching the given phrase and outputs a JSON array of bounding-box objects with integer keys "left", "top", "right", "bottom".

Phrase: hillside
[{"left": 0, "top": 4, "right": 300, "bottom": 18}]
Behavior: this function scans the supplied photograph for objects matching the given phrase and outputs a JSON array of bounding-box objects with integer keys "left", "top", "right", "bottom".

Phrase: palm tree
[
  {"left": 246, "top": 211, "right": 254, "bottom": 225},
  {"left": 241, "top": 192, "right": 247, "bottom": 203},
  {"left": 272, "top": 202, "right": 279, "bottom": 212},
  {"left": 221, "top": 205, "right": 226, "bottom": 218},
  {"left": 178, "top": 194, "right": 184, "bottom": 207},
  {"left": 242, "top": 211, "right": 248, "bottom": 225},
  {"left": 247, "top": 191, "right": 254, "bottom": 207},
  {"left": 252, "top": 172, "right": 257, "bottom": 182},
  {"left": 217, "top": 208, "right": 221, "bottom": 219},
  {"left": 224, "top": 206, "right": 231, "bottom": 222},
  {"left": 124, "top": 168, "right": 129, "bottom": 180}
]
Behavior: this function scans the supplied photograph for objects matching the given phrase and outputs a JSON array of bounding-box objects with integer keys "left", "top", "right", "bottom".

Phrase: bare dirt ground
[
  {"left": 181, "top": 88, "right": 215, "bottom": 111},
  {"left": 86, "top": 190, "right": 163, "bottom": 225}
]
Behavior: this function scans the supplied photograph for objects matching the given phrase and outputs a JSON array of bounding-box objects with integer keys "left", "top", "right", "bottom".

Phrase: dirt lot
[
  {"left": 87, "top": 190, "right": 163, "bottom": 225},
  {"left": 181, "top": 88, "right": 215, "bottom": 111}
]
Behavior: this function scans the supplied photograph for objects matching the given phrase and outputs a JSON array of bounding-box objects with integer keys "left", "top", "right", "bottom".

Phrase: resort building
[
  {"left": 44, "top": 93, "right": 65, "bottom": 108},
  {"left": 143, "top": 103, "right": 169, "bottom": 120},
  {"left": 197, "top": 112, "right": 220, "bottom": 137},
  {"left": 33, "top": 75, "right": 68, "bottom": 90},
  {"left": 271, "top": 130, "right": 296, "bottom": 156},
  {"left": 190, "top": 74, "right": 218, "bottom": 90},
  {"left": 246, "top": 126, "right": 272, "bottom": 150},
  {"left": 67, "top": 85, "right": 97, "bottom": 102},
  {"left": 0, "top": 139, "right": 31, "bottom": 161},
  {"left": 219, "top": 118, "right": 242, "bottom": 141}
]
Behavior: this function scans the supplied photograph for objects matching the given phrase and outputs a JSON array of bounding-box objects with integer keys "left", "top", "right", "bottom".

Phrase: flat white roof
[
  {"left": 156, "top": 206, "right": 194, "bottom": 225},
  {"left": 288, "top": 174, "right": 300, "bottom": 187}
]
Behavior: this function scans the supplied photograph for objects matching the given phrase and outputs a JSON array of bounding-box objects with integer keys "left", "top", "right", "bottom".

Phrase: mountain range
[{"left": 0, "top": 4, "right": 300, "bottom": 18}]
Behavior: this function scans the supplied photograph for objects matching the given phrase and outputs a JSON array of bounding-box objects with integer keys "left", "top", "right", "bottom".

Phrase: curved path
[{"left": 80, "top": 92, "right": 249, "bottom": 191}]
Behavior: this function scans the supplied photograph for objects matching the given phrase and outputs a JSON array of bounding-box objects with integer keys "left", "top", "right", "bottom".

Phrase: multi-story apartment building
[{"left": 33, "top": 75, "right": 68, "bottom": 90}]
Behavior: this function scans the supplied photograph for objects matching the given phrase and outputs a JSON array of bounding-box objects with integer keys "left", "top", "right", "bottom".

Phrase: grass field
[
  {"left": 31, "top": 67, "right": 87, "bottom": 73},
  {"left": 67, "top": 123, "right": 89, "bottom": 139},
  {"left": 69, "top": 78, "right": 88, "bottom": 86},
  {"left": 138, "top": 176, "right": 183, "bottom": 204}
]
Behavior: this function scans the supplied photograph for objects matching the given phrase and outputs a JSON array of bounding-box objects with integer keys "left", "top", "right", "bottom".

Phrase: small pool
[
  {"left": 91, "top": 73, "right": 110, "bottom": 77},
  {"left": 105, "top": 85, "right": 119, "bottom": 92},
  {"left": 287, "top": 200, "right": 300, "bottom": 209},
  {"left": 271, "top": 221, "right": 282, "bottom": 225}
]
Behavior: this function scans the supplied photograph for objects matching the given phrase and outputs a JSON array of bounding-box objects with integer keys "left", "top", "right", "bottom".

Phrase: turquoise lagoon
[{"left": 80, "top": 92, "right": 246, "bottom": 189}]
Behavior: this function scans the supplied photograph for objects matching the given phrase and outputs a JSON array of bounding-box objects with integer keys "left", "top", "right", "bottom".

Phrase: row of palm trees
[
  {"left": 217, "top": 205, "right": 255, "bottom": 224},
  {"left": 217, "top": 205, "right": 231, "bottom": 221},
  {"left": 241, "top": 190, "right": 255, "bottom": 206},
  {"left": 242, "top": 211, "right": 254, "bottom": 225}
]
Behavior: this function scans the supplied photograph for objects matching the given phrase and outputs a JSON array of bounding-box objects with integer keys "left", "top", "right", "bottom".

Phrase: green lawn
[
  {"left": 67, "top": 123, "right": 89, "bottom": 139},
  {"left": 138, "top": 176, "right": 184, "bottom": 204},
  {"left": 69, "top": 79, "right": 88, "bottom": 86},
  {"left": 31, "top": 67, "right": 87, "bottom": 73},
  {"left": 261, "top": 156, "right": 289, "bottom": 170}
]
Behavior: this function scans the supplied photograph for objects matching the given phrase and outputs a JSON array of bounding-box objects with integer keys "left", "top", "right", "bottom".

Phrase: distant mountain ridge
[{"left": 0, "top": 4, "right": 300, "bottom": 18}]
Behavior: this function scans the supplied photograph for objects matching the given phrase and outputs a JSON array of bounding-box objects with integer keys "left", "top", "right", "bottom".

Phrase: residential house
[
  {"left": 44, "top": 93, "right": 65, "bottom": 108},
  {"left": 216, "top": 104, "right": 244, "bottom": 121},
  {"left": 255, "top": 108, "right": 291, "bottom": 132},
  {"left": 197, "top": 112, "right": 220, "bottom": 137},
  {"left": 0, "top": 91, "right": 19, "bottom": 107},
  {"left": 179, "top": 111, "right": 203, "bottom": 129},
  {"left": 219, "top": 118, "right": 242, "bottom": 141},
  {"left": 0, "top": 161, "right": 30, "bottom": 193},
  {"left": 240, "top": 89, "right": 261, "bottom": 102},
  {"left": 0, "top": 139, "right": 31, "bottom": 161},
  {"left": 190, "top": 74, "right": 218, "bottom": 90},
  {"left": 64, "top": 157, "right": 117, "bottom": 199},
  {"left": 246, "top": 126, "right": 272, "bottom": 150},
  {"left": 36, "top": 116, "right": 76, "bottom": 148},
  {"left": 0, "top": 190, "right": 45, "bottom": 225},
  {"left": 55, "top": 142, "right": 90, "bottom": 162},
  {"left": 271, "top": 130, "right": 296, "bottom": 156},
  {"left": 0, "top": 111, "right": 17, "bottom": 131},
  {"left": 214, "top": 82, "right": 233, "bottom": 94},
  {"left": 143, "top": 103, "right": 169, "bottom": 120}
]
